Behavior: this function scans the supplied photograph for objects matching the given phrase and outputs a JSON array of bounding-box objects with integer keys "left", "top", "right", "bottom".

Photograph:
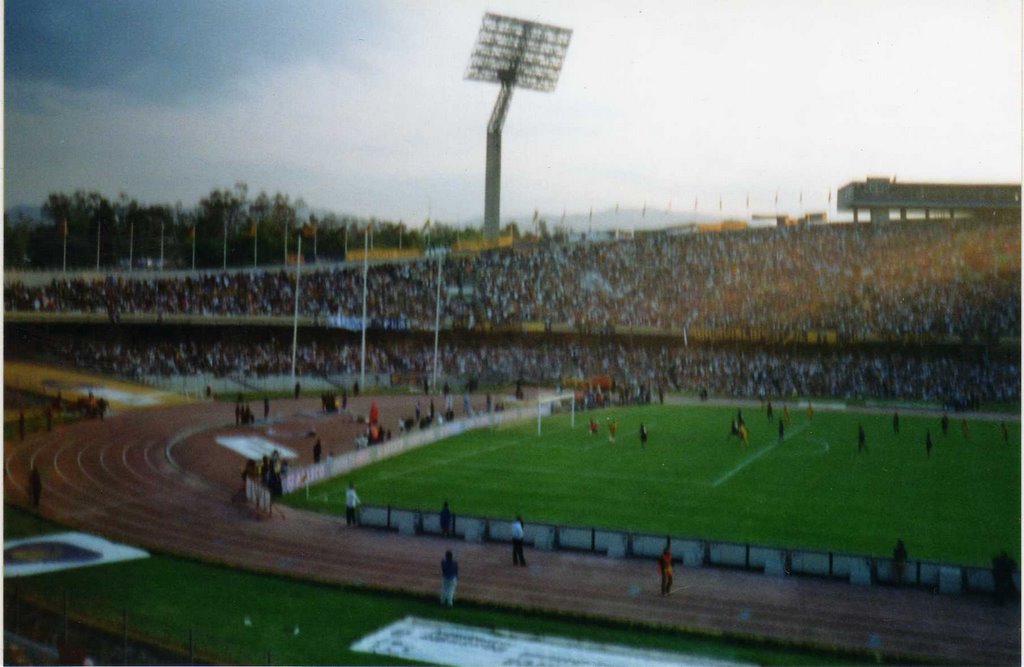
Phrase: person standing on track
[
  {"left": 440, "top": 550, "right": 458, "bottom": 607},
  {"left": 440, "top": 500, "right": 452, "bottom": 537},
  {"left": 511, "top": 516, "right": 527, "bottom": 567},
  {"left": 345, "top": 483, "right": 361, "bottom": 526},
  {"left": 29, "top": 466, "right": 41, "bottom": 509},
  {"left": 658, "top": 544, "right": 674, "bottom": 595}
]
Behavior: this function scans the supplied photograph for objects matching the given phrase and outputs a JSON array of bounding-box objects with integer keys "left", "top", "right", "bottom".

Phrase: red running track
[{"left": 5, "top": 397, "right": 1020, "bottom": 664}]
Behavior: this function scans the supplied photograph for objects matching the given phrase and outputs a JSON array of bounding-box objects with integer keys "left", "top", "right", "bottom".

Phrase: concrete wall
[{"left": 353, "top": 504, "right": 1011, "bottom": 596}]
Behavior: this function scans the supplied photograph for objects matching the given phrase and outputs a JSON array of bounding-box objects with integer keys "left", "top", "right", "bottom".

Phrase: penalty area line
[{"left": 712, "top": 422, "right": 809, "bottom": 487}]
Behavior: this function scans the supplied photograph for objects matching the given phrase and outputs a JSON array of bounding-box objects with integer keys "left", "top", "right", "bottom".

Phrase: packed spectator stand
[
  {"left": 5, "top": 219, "right": 1019, "bottom": 407},
  {"left": 6, "top": 219, "right": 1019, "bottom": 342}
]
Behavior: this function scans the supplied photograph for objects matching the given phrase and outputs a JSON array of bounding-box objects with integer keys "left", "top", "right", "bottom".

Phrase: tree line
[{"left": 3, "top": 182, "right": 526, "bottom": 270}]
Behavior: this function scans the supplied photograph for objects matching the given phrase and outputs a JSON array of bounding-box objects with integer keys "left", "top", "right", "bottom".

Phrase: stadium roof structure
[
  {"left": 838, "top": 177, "right": 1021, "bottom": 211},
  {"left": 466, "top": 13, "right": 572, "bottom": 240}
]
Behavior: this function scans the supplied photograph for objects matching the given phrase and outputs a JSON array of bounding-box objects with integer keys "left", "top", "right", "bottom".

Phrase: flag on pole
[
  {"left": 588, "top": 206, "right": 593, "bottom": 222},
  {"left": 774, "top": 191, "right": 779, "bottom": 206},
  {"left": 642, "top": 202, "right": 646, "bottom": 218},
  {"left": 745, "top": 194, "right": 750, "bottom": 210},
  {"left": 719, "top": 196, "right": 722, "bottom": 212},
  {"left": 799, "top": 190, "right": 803, "bottom": 206},
  {"left": 694, "top": 197, "right": 698, "bottom": 211},
  {"left": 828, "top": 188, "right": 832, "bottom": 205}
]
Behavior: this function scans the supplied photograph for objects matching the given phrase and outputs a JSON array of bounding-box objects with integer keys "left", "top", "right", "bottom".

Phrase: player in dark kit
[
  {"left": 857, "top": 425, "right": 866, "bottom": 453},
  {"left": 925, "top": 430, "right": 933, "bottom": 458},
  {"left": 639, "top": 423, "right": 648, "bottom": 448}
]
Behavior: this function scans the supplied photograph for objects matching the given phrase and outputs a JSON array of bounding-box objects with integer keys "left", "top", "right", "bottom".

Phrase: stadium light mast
[{"left": 465, "top": 13, "right": 572, "bottom": 240}]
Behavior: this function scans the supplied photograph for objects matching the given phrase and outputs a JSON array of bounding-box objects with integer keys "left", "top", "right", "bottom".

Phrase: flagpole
[
  {"left": 222, "top": 214, "right": 227, "bottom": 270},
  {"left": 291, "top": 234, "right": 301, "bottom": 385},
  {"left": 96, "top": 215, "right": 103, "bottom": 271},
  {"left": 128, "top": 215, "right": 134, "bottom": 272},
  {"left": 432, "top": 249, "right": 442, "bottom": 393},
  {"left": 360, "top": 226, "right": 368, "bottom": 390}
]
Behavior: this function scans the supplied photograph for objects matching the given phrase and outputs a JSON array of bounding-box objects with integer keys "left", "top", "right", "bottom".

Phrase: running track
[{"left": 5, "top": 398, "right": 1020, "bottom": 664}]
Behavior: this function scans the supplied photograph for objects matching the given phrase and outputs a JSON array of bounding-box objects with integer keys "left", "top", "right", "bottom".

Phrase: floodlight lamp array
[{"left": 465, "top": 13, "right": 572, "bottom": 93}]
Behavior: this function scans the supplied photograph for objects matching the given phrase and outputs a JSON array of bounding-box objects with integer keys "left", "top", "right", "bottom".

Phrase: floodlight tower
[{"left": 466, "top": 13, "right": 572, "bottom": 240}]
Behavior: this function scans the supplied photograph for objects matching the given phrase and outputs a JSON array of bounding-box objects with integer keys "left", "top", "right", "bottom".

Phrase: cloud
[{"left": 5, "top": 0, "right": 1020, "bottom": 225}]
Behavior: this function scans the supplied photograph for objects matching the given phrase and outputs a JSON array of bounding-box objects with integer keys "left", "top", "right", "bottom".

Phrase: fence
[
  {"left": 354, "top": 504, "right": 1021, "bottom": 596},
  {"left": 280, "top": 402, "right": 542, "bottom": 495},
  {"left": 244, "top": 477, "right": 273, "bottom": 515}
]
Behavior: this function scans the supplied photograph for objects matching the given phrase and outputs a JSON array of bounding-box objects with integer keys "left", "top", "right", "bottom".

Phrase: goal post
[{"left": 536, "top": 392, "right": 576, "bottom": 435}]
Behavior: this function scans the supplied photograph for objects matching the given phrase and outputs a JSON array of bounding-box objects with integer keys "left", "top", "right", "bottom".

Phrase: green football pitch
[{"left": 287, "top": 403, "right": 1020, "bottom": 567}]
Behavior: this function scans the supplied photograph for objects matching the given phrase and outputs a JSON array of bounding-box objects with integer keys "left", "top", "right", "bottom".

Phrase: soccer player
[
  {"left": 892, "top": 412, "right": 899, "bottom": 435},
  {"left": 941, "top": 412, "right": 949, "bottom": 436},
  {"left": 588, "top": 418, "right": 598, "bottom": 436},
  {"left": 608, "top": 418, "right": 617, "bottom": 443},
  {"left": 960, "top": 419, "right": 970, "bottom": 441},
  {"left": 857, "top": 425, "right": 867, "bottom": 453},
  {"left": 778, "top": 419, "right": 784, "bottom": 443},
  {"left": 738, "top": 422, "right": 749, "bottom": 447},
  {"left": 766, "top": 400, "right": 774, "bottom": 421},
  {"left": 782, "top": 405, "right": 791, "bottom": 426},
  {"left": 639, "top": 423, "right": 648, "bottom": 448},
  {"left": 1001, "top": 421, "right": 1009, "bottom": 444},
  {"left": 925, "top": 430, "right": 933, "bottom": 458},
  {"left": 806, "top": 402, "right": 813, "bottom": 421}
]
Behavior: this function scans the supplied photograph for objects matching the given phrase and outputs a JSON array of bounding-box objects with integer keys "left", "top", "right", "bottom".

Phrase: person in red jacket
[{"left": 658, "top": 545, "right": 673, "bottom": 595}]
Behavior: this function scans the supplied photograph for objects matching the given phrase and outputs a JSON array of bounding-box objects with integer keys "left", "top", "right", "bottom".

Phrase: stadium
[{"left": 4, "top": 3, "right": 1022, "bottom": 666}]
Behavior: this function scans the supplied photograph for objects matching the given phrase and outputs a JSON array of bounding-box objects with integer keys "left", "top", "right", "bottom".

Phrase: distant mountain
[{"left": 485, "top": 207, "right": 722, "bottom": 233}]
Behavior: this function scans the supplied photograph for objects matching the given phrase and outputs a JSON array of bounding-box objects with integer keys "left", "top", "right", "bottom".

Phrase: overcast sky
[{"left": 4, "top": 0, "right": 1021, "bottom": 225}]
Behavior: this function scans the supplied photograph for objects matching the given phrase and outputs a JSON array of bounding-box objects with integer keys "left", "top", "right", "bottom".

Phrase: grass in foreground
[
  {"left": 4, "top": 506, "right": 865, "bottom": 666},
  {"left": 287, "top": 403, "right": 1020, "bottom": 566}
]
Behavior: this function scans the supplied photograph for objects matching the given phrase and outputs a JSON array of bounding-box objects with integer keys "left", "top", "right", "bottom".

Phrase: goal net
[{"left": 536, "top": 392, "right": 576, "bottom": 435}]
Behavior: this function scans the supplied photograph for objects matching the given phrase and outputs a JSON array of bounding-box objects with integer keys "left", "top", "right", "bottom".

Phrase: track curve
[{"left": 5, "top": 397, "right": 1019, "bottom": 664}]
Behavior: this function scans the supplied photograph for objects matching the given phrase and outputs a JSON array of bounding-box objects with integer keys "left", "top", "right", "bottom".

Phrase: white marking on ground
[
  {"left": 352, "top": 616, "right": 750, "bottom": 666},
  {"left": 215, "top": 435, "right": 297, "bottom": 460},
  {"left": 712, "top": 422, "right": 810, "bottom": 487}
]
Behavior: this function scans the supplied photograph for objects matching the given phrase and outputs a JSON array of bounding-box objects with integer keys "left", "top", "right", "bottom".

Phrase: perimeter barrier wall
[{"left": 355, "top": 504, "right": 1020, "bottom": 596}]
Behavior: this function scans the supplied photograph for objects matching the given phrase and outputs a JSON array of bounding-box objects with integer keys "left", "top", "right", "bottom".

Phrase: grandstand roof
[{"left": 837, "top": 178, "right": 1021, "bottom": 211}]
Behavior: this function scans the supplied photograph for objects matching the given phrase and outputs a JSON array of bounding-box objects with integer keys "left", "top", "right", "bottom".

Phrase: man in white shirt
[
  {"left": 511, "top": 516, "right": 526, "bottom": 567},
  {"left": 346, "top": 483, "right": 361, "bottom": 526}
]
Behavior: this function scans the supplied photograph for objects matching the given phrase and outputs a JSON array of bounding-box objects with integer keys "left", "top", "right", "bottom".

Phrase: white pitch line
[{"left": 712, "top": 422, "right": 809, "bottom": 487}]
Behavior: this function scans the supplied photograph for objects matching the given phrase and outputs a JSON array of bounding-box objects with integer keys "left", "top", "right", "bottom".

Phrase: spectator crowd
[
  {"left": 39, "top": 334, "right": 1019, "bottom": 406},
  {"left": 5, "top": 219, "right": 1019, "bottom": 342}
]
